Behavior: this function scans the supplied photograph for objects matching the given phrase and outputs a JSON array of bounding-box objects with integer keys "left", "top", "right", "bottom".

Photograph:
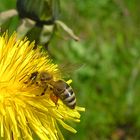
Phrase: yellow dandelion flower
[{"left": 0, "top": 32, "right": 85, "bottom": 140}]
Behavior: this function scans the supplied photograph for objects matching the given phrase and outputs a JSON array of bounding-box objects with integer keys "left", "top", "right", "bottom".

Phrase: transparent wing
[{"left": 58, "top": 62, "right": 84, "bottom": 78}]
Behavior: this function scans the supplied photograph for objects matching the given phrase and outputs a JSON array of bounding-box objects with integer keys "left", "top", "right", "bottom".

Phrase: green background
[{"left": 0, "top": 0, "right": 140, "bottom": 139}]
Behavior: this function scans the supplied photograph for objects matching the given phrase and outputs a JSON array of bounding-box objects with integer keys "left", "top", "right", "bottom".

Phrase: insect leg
[
  {"left": 41, "top": 86, "right": 48, "bottom": 96},
  {"left": 50, "top": 92, "right": 59, "bottom": 106}
]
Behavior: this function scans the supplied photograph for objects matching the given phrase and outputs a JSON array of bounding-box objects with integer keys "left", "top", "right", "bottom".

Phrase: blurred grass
[{"left": 0, "top": 0, "right": 140, "bottom": 140}]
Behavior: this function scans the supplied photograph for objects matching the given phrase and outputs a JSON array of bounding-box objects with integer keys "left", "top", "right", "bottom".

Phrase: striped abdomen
[
  {"left": 60, "top": 86, "right": 76, "bottom": 109},
  {"left": 52, "top": 80, "right": 76, "bottom": 109}
]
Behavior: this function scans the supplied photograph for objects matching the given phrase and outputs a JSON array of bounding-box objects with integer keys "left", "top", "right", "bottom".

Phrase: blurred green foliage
[{"left": 0, "top": 0, "right": 140, "bottom": 140}]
